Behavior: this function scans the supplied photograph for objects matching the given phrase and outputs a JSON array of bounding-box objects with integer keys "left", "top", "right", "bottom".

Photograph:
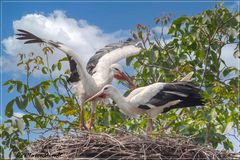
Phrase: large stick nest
[{"left": 29, "top": 132, "right": 238, "bottom": 159}]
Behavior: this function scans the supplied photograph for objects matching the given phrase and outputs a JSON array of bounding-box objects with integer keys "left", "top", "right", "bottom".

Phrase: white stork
[
  {"left": 16, "top": 29, "right": 142, "bottom": 131},
  {"left": 86, "top": 81, "right": 204, "bottom": 136}
]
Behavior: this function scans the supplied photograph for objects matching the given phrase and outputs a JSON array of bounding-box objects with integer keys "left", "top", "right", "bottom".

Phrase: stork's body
[
  {"left": 16, "top": 29, "right": 141, "bottom": 131},
  {"left": 87, "top": 81, "right": 204, "bottom": 136}
]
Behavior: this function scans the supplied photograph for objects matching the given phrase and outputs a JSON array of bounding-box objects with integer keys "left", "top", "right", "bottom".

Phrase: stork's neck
[{"left": 108, "top": 88, "right": 131, "bottom": 109}]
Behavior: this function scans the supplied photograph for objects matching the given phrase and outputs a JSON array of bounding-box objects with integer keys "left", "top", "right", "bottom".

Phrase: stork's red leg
[
  {"left": 146, "top": 118, "right": 153, "bottom": 137},
  {"left": 79, "top": 106, "right": 84, "bottom": 131},
  {"left": 88, "top": 101, "right": 96, "bottom": 132},
  {"left": 88, "top": 111, "right": 94, "bottom": 132}
]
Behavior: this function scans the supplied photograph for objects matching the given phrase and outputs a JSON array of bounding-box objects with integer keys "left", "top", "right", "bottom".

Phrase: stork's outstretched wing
[
  {"left": 86, "top": 37, "right": 142, "bottom": 80},
  {"left": 16, "top": 29, "right": 89, "bottom": 83},
  {"left": 86, "top": 42, "right": 123, "bottom": 75}
]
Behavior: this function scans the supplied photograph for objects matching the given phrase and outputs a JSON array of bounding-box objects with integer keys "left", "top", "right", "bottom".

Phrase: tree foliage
[
  {"left": 126, "top": 3, "right": 239, "bottom": 150},
  {"left": 1, "top": 3, "right": 239, "bottom": 158}
]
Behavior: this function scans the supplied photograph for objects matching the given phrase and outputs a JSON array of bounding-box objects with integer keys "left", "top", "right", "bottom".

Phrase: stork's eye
[
  {"left": 104, "top": 87, "right": 108, "bottom": 90},
  {"left": 114, "top": 68, "right": 120, "bottom": 71}
]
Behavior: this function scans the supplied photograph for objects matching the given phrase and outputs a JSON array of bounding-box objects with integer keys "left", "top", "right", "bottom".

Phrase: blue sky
[
  {"left": 2, "top": 1, "right": 228, "bottom": 37},
  {"left": 1, "top": 0, "right": 239, "bottom": 151}
]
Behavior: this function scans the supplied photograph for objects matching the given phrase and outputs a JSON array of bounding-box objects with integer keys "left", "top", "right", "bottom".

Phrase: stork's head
[
  {"left": 101, "top": 84, "right": 115, "bottom": 95},
  {"left": 86, "top": 85, "right": 114, "bottom": 102},
  {"left": 110, "top": 63, "right": 124, "bottom": 77}
]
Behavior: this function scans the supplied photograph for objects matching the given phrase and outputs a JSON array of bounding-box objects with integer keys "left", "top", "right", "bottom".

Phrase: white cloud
[
  {"left": 1, "top": 55, "right": 22, "bottom": 72},
  {"left": 2, "top": 10, "right": 129, "bottom": 77},
  {"left": 0, "top": 56, "right": 23, "bottom": 80}
]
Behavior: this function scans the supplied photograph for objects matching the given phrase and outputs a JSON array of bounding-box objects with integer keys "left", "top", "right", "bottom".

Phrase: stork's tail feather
[
  {"left": 16, "top": 29, "right": 45, "bottom": 44},
  {"left": 162, "top": 81, "right": 204, "bottom": 113}
]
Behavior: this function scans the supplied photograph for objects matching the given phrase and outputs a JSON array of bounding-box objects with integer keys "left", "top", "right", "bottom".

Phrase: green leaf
[
  {"left": 59, "top": 77, "right": 67, "bottom": 86},
  {"left": 138, "top": 31, "right": 143, "bottom": 39},
  {"left": 126, "top": 57, "right": 134, "bottom": 66},
  {"left": 57, "top": 62, "right": 62, "bottom": 70},
  {"left": 41, "top": 67, "right": 48, "bottom": 74},
  {"left": 0, "top": 145, "right": 4, "bottom": 159},
  {"left": 8, "top": 85, "right": 14, "bottom": 93},
  {"left": 223, "top": 67, "right": 237, "bottom": 77},
  {"left": 43, "top": 47, "right": 53, "bottom": 54},
  {"left": 202, "top": 13, "right": 211, "bottom": 24},
  {"left": 133, "top": 61, "right": 139, "bottom": 69},
  {"left": 15, "top": 95, "right": 28, "bottom": 110},
  {"left": 51, "top": 64, "right": 56, "bottom": 71},
  {"left": 59, "top": 57, "right": 68, "bottom": 62},
  {"left": 3, "top": 80, "right": 12, "bottom": 86},
  {"left": 16, "top": 81, "right": 23, "bottom": 93},
  {"left": 41, "top": 81, "right": 50, "bottom": 90},
  {"left": 223, "top": 139, "right": 234, "bottom": 150},
  {"left": 172, "top": 16, "right": 189, "bottom": 30},
  {"left": 5, "top": 100, "right": 14, "bottom": 117},
  {"left": 168, "top": 24, "right": 176, "bottom": 34},
  {"left": 155, "top": 17, "right": 161, "bottom": 24},
  {"left": 23, "top": 114, "right": 35, "bottom": 123},
  {"left": 64, "top": 69, "right": 71, "bottom": 74},
  {"left": 54, "top": 97, "right": 60, "bottom": 104},
  {"left": 34, "top": 97, "right": 44, "bottom": 115},
  {"left": 44, "top": 98, "right": 54, "bottom": 109},
  {"left": 233, "top": 51, "right": 240, "bottom": 59}
]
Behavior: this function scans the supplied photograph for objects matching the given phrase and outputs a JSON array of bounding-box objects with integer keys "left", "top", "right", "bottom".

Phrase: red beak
[
  {"left": 85, "top": 90, "right": 106, "bottom": 103},
  {"left": 114, "top": 71, "right": 136, "bottom": 89}
]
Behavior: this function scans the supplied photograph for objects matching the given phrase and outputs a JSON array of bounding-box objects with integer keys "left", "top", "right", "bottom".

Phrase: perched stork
[
  {"left": 86, "top": 81, "right": 204, "bottom": 136},
  {"left": 16, "top": 29, "right": 142, "bottom": 131}
]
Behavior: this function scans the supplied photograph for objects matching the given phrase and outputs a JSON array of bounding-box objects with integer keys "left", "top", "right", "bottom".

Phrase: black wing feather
[
  {"left": 145, "top": 82, "right": 204, "bottom": 112},
  {"left": 24, "top": 39, "right": 44, "bottom": 44},
  {"left": 17, "top": 29, "right": 31, "bottom": 34},
  {"left": 16, "top": 29, "right": 44, "bottom": 43},
  {"left": 66, "top": 55, "right": 80, "bottom": 83}
]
